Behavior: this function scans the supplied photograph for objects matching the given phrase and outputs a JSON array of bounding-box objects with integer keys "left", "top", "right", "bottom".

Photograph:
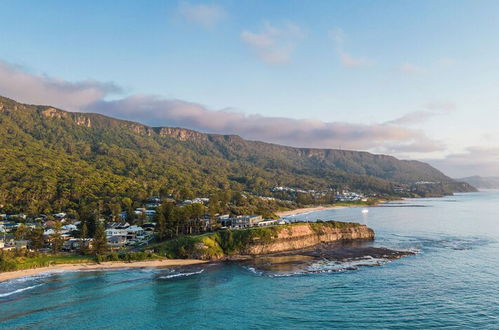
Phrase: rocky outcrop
[
  {"left": 156, "top": 222, "right": 375, "bottom": 260},
  {"left": 242, "top": 223, "right": 374, "bottom": 255},
  {"left": 157, "top": 127, "right": 208, "bottom": 142}
]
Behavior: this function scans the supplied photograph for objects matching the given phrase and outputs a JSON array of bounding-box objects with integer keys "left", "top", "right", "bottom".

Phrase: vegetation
[
  {"left": 151, "top": 221, "right": 358, "bottom": 259},
  {"left": 0, "top": 96, "right": 474, "bottom": 216},
  {"left": 0, "top": 249, "right": 162, "bottom": 272}
]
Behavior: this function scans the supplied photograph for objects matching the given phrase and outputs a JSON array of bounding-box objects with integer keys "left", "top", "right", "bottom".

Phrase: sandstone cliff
[
  {"left": 154, "top": 221, "right": 375, "bottom": 260},
  {"left": 242, "top": 223, "right": 374, "bottom": 255}
]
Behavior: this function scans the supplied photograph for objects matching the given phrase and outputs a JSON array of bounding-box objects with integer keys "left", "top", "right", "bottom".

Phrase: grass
[
  {"left": 151, "top": 221, "right": 363, "bottom": 259},
  {"left": 0, "top": 251, "right": 163, "bottom": 272}
]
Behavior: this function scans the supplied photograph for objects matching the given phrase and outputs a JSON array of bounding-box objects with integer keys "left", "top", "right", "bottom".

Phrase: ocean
[{"left": 1, "top": 191, "right": 498, "bottom": 329}]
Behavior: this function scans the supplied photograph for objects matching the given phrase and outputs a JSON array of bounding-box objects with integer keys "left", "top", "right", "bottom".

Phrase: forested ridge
[{"left": 0, "top": 96, "right": 474, "bottom": 215}]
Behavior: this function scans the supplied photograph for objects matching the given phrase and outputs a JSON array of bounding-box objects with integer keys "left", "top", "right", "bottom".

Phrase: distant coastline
[
  {"left": 276, "top": 200, "right": 386, "bottom": 217},
  {"left": 275, "top": 205, "right": 346, "bottom": 217},
  {"left": 0, "top": 259, "right": 207, "bottom": 283}
]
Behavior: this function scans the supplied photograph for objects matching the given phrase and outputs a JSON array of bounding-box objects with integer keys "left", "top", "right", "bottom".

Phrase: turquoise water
[{"left": 1, "top": 191, "right": 499, "bottom": 329}]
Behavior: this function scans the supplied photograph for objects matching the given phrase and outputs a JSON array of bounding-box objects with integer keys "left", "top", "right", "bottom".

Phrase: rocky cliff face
[
  {"left": 241, "top": 223, "right": 374, "bottom": 255},
  {"left": 155, "top": 222, "right": 376, "bottom": 260}
]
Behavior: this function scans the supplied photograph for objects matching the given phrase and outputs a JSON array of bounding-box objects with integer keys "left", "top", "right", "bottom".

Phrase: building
[
  {"left": 108, "top": 236, "right": 127, "bottom": 249},
  {"left": 219, "top": 215, "right": 263, "bottom": 228},
  {"left": 105, "top": 228, "right": 128, "bottom": 238},
  {"left": 62, "top": 238, "right": 92, "bottom": 251}
]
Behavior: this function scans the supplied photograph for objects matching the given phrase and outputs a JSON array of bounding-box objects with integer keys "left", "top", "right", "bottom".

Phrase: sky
[{"left": 1, "top": 0, "right": 499, "bottom": 177}]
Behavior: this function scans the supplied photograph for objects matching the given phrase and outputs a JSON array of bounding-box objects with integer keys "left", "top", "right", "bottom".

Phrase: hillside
[
  {"left": 152, "top": 221, "right": 375, "bottom": 260},
  {"left": 0, "top": 96, "right": 475, "bottom": 214},
  {"left": 458, "top": 176, "right": 499, "bottom": 189}
]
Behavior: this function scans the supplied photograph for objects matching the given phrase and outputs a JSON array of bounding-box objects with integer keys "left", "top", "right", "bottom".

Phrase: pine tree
[
  {"left": 79, "top": 222, "right": 89, "bottom": 254},
  {"left": 93, "top": 221, "right": 108, "bottom": 256},
  {"left": 29, "top": 227, "right": 45, "bottom": 251},
  {"left": 155, "top": 207, "right": 167, "bottom": 241},
  {"left": 51, "top": 221, "right": 64, "bottom": 252}
]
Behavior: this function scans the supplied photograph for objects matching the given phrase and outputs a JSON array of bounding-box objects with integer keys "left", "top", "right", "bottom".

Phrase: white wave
[
  {"left": 158, "top": 269, "right": 204, "bottom": 279},
  {"left": 244, "top": 266, "right": 263, "bottom": 276},
  {"left": 307, "top": 256, "right": 390, "bottom": 273},
  {"left": 0, "top": 284, "right": 43, "bottom": 297}
]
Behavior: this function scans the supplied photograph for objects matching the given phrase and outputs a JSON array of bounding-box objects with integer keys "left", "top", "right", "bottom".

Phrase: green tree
[
  {"left": 93, "top": 221, "right": 108, "bottom": 256},
  {"left": 29, "top": 227, "right": 45, "bottom": 251},
  {"left": 79, "top": 222, "right": 89, "bottom": 254},
  {"left": 122, "top": 197, "right": 135, "bottom": 224},
  {"left": 109, "top": 202, "right": 121, "bottom": 221},
  {"left": 14, "top": 223, "right": 29, "bottom": 240},
  {"left": 155, "top": 207, "right": 168, "bottom": 241},
  {"left": 50, "top": 221, "right": 64, "bottom": 252}
]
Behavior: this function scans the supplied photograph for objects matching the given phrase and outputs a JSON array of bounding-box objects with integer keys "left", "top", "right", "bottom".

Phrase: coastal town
[{"left": 0, "top": 189, "right": 368, "bottom": 254}]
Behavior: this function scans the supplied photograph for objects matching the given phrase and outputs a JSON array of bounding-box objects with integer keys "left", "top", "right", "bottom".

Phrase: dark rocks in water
[
  {"left": 301, "top": 242, "right": 415, "bottom": 261},
  {"left": 241, "top": 240, "right": 415, "bottom": 274}
]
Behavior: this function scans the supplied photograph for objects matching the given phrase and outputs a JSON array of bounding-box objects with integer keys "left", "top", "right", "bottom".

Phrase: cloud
[
  {"left": 0, "top": 59, "right": 442, "bottom": 154},
  {"left": 241, "top": 22, "right": 304, "bottom": 64},
  {"left": 177, "top": 2, "right": 226, "bottom": 28},
  {"left": 399, "top": 62, "right": 427, "bottom": 75},
  {"left": 330, "top": 28, "right": 373, "bottom": 68},
  {"left": 84, "top": 95, "right": 443, "bottom": 153},
  {"left": 426, "top": 147, "right": 499, "bottom": 177},
  {"left": 388, "top": 102, "right": 457, "bottom": 126},
  {"left": 0, "top": 60, "right": 121, "bottom": 111}
]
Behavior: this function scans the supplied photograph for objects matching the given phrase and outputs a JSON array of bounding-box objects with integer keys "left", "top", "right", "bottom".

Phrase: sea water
[{"left": 1, "top": 191, "right": 498, "bottom": 329}]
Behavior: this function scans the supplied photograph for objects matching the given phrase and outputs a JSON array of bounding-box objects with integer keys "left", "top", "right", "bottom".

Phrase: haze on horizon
[{"left": 1, "top": 0, "right": 498, "bottom": 177}]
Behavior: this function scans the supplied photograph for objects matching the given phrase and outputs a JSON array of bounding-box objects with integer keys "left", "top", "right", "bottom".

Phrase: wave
[
  {"left": 308, "top": 256, "right": 390, "bottom": 273},
  {"left": 0, "top": 284, "right": 43, "bottom": 298},
  {"left": 158, "top": 269, "right": 204, "bottom": 279},
  {"left": 243, "top": 266, "right": 263, "bottom": 276}
]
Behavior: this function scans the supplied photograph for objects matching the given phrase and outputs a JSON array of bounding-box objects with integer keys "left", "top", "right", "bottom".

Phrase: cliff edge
[{"left": 153, "top": 221, "right": 375, "bottom": 260}]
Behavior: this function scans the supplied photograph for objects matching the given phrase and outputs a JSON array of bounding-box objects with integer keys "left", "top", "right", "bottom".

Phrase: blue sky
[{"left": 1, "top": 0, "right": 499, "bottom": 176}]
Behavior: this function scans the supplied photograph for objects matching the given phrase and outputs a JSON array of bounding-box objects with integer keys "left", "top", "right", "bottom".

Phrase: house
[
  {"left": 108, "top": 236, "right": 127, "bottom": 249},
  {"left": 192, "top": 198, "right": 209, "bottom": 204},
  {"left": 142, "top": 223, "right": 156, "bottom": 232},
  {"left": 62, "top": 238, "right": 92, "bottom": 251},
  {"left": 126, "top": 226, "right": 144, "bottom": 240},
  {"left": 219, "top": 215, "right": 263, "bottom": 228},
  {"left": 147, "top": 196, "right": 161, "bottom": 203},
  {"left": 14, "top": 240, "right": 29, "bottom": 249},
  {"left": 257, "top": 219, "right": 288, "bottom": 227},
  {"left": 105, "top": 228, "right": 128, "bottom": 238},
  {"left": 62, "top": 224, "right": 77, "bottom": 232}
]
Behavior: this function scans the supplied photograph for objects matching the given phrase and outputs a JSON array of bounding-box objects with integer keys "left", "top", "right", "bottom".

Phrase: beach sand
[
  {"left": 0, "top": 259, "right": 208, "bottom": 283},
  {"left": 275, "top": 205, "right": 345, "bottom": 217}
]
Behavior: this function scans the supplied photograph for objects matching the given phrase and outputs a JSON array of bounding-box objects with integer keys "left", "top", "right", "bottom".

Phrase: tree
[
  {"left": 122, "top": 197, "right": 135, "bottom": 224},
  {"left": 93, "top": 221, "right": 108, "bottom": 256},
  {"left": 79, "top": 222, "right": 89, "bottom": 254},
  {"left": 50, "top": 221, "right": 64, "bottom": 253},
  {"left": 155, "top": 207, "right": 168, "bottom": 241},
  {"left": 109, "top": 202, "right": 121, "bottom": 221},
  {"left": 29, "top": 227, "right": 45, "bottom": 251},
  {"left": 14, "top": 223, "right": 29, "bottom": 240}
]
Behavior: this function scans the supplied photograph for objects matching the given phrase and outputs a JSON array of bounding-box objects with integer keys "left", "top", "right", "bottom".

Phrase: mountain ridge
[{"left": 0, "top": 95, "right": 475, "bottom": 214}]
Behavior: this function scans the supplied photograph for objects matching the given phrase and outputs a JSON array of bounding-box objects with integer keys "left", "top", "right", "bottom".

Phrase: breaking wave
[
  {"left": 158, "top": 269, "right": 204, "bottom": 279},
  {"left": 0, "top": 284, "right": 44, "bottom": 298}
]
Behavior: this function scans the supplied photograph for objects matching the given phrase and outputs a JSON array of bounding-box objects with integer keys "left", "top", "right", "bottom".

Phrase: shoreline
[
  {"left": 276, "top": 200, "right": 391, "bottom": 218},
  {"left": 276, "top": 205, "right": 346, "bottom": 217},
  {"left": 0, "top": 259, "right": 207, "bottom": 283}
]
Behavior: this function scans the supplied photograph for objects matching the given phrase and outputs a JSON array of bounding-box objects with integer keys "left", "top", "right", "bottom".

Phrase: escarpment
[
  {"left": 154, "top": 222, "right": 375, "bottom": 260},
  {"left": 242, "top": 223, "right": 374, "bottom": 255}
]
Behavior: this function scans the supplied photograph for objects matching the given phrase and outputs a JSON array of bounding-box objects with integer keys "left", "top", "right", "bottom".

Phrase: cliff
[
  {"left": 242, "top": 222, "right": 374, "bottom": 255},
  {"left": 153, "top": 221, "right": 375, "bottom": 260}
]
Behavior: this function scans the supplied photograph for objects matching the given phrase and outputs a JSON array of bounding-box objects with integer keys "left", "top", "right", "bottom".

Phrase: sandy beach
[
  {"left": 276, "top": 205, "right": 346, "bottom": 217},
  {"left": 0, "top": 259, "right": 208, "bottom": 283}
]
